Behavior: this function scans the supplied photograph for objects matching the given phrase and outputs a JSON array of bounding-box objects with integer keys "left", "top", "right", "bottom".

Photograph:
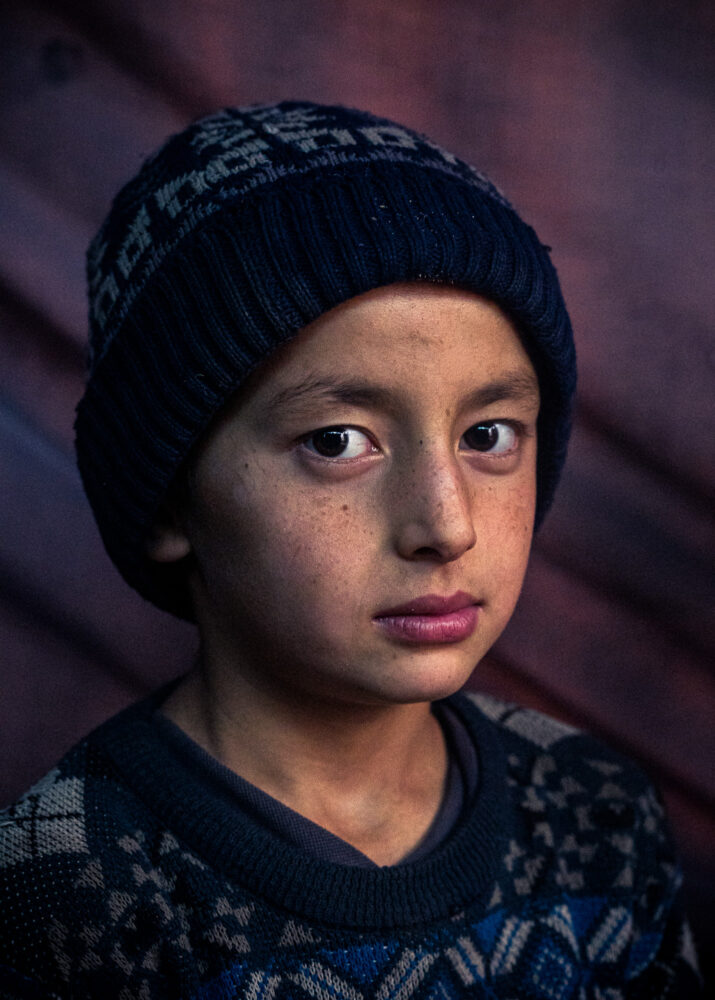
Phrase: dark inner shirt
[{"left": 153, "top": 701, "right": 479, "bottom": 867}]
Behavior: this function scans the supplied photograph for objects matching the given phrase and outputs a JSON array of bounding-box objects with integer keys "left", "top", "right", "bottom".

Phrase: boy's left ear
[{"left": 145, "top": 506, "right": 192, "bottom": 563}]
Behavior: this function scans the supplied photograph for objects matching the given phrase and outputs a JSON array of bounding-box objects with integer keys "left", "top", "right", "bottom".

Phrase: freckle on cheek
[{"left": 342, "top": 504, "right": 349, "bottom": 512}]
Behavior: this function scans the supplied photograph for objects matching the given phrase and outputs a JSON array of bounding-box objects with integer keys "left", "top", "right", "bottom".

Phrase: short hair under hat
[{"left": 75, "top": 100, "right": 577, "bottom": 618}]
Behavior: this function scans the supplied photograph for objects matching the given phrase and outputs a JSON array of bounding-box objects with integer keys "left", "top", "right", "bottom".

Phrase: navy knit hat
[{"left": 76, "top": 101, "right": 576, "bottom": 618}]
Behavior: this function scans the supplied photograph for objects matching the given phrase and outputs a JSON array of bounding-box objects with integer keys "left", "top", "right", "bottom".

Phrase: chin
[{"left": 361, "top": 654, "right": 480, "bottom": 706}]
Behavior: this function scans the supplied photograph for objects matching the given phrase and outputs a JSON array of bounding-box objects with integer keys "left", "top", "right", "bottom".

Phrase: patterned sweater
[{"left": 0, "top": 691, "right": 701, "bottom": 999}]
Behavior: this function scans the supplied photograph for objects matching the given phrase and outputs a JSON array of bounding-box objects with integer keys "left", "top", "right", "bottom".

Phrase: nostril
[{"left": 413, "top": 546, "right": 443, "bottom": 559}]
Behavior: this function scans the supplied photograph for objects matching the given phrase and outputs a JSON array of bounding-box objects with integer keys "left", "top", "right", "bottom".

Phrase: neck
[{"left": 162, "top": 660, "right": 448, "bottom": 865}]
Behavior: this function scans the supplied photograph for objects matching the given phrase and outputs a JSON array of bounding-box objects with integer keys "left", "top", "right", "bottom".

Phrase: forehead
[{"left": 235, "top": 283, "right": 539, "bottom": 419}]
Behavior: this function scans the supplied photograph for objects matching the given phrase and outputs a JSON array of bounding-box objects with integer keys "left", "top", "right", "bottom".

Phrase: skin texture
[{"left": 149, "top": 283, "right": 539, "bottom": 864}]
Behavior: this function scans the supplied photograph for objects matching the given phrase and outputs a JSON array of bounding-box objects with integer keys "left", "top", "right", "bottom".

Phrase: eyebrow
[
  {"left": 260, "top": 369, "right": 539, "bottom": 418},
  {"left": 463, "top": 371, "right": 540, "bottom": 410}
]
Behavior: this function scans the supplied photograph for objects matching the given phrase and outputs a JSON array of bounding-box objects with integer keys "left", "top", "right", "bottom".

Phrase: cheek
[
  {"left": 236, "top": 499, "right": 379, "bottom": 657},
  {"left": 270, "top": 498, "right": 377, "bottom": 598},
  {"left": 198, "top": 477, "right": 375, "bottom": 610},
  {"left": 482, "top": 476, "right": 536, "bottom": 592}
]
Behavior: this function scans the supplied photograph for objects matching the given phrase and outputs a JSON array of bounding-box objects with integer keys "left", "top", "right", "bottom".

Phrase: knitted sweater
[{"left": 0, "top": 691, "right": 701, "bottom": 999}]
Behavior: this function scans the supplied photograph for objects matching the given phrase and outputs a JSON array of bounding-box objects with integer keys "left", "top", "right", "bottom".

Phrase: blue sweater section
[{"left": 0, "top": 690, "right": 702, "bottom": 998}]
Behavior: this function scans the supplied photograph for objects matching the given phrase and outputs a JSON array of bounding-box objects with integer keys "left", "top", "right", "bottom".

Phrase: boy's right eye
[{"left": 303, "top": 426, "right": 376, "bottom": 460}]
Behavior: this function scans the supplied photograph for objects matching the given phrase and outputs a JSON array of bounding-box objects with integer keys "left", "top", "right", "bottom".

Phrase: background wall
[{"left": 1, "top": 0, "right": 713, "bottom": 980}]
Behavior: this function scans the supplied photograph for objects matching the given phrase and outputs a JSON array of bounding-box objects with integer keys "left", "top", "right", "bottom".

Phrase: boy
[{"left": 0, "top": 102, "right": 701, "bottom": 997}]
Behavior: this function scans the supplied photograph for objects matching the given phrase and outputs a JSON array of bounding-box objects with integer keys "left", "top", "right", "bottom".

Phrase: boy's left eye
[
  {"left": 303, "top": 426, "right": 375, "bottom": 459},
  {"left": 459, "top": 421, "right": 519, "bottom": 456}
]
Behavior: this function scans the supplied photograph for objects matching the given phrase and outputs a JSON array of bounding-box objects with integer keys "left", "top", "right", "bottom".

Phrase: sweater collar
[{"left": 95, "top": 688, "right": 512, "bottom": 930}]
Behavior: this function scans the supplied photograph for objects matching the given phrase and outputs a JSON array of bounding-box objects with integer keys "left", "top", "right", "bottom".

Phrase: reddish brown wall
[{"left": 1, "top": 0, "right": 712, "bottom": 977}]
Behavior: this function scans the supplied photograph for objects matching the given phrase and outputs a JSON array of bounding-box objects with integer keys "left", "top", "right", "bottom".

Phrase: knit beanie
[{"left": 75, "top": 101, "right": 576, "bottom": 618}]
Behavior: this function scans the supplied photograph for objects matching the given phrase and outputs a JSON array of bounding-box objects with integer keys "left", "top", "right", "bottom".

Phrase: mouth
[{"left": 373, "top": 591, "right": 482, "bottom": 644}]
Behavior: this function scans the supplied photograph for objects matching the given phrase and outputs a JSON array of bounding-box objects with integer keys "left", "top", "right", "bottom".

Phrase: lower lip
[{"left": 373, "top": 605, "right": 480, "bottom": 644}]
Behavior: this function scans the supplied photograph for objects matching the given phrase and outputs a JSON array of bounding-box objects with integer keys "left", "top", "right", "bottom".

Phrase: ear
[{"left": 145, "top": 506, "right": 192, "bottom": 563}]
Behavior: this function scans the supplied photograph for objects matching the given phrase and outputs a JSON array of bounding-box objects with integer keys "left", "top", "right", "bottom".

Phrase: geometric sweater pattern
[{"left": 0, "top": 691, "right": 702, "bottom": 999}]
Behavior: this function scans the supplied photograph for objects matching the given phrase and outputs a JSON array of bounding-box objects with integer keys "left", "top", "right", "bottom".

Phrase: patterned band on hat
[
  {"left": 75, "top": 101, "right": 576, "bottom": 617},
  {"left": 87, "top": 103, "right": 511, "bottom": 368}
]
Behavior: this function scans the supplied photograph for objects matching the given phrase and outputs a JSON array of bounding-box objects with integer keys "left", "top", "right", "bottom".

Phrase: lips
[
  {"left": 373, "top": 591, "right": 481, "bottom": 644},
  {"left": 376, "top": 591, "right": 479, "bottom": 617}
]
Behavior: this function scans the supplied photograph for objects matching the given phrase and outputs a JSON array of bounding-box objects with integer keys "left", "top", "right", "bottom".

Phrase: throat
[
  {"left": 311, "top": 785, "right": 447, "bottom": 867},
  {"left": 284, "top": 719, "right": 451, "bottom": 866},
  {"left": 161, "top": 671, "right": 454, "bottom": 865}
]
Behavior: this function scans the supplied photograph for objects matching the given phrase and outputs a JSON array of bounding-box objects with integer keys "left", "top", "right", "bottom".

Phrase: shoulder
[
  {"left": 458, "top": 691, "right": 704, "bottom": 987},
  {"left": 462, "top": 688, "right": 656, "bottom": 798},
  {"left": 0, "top": 697, "right": 255, "bottom": 996},
  {"left": 0, "top": 704, "right": 157, "bottom": 880},
  {"left": 457, "top": 692, "right": 678, "bottom": 900},
  {"left": 0, "top": 742, "right": 95, "bottom": 990},
  {"left": 0, "top": 705, "right": 175, "bottom": 992},
  {"left": 460, "top": 690, "right": 672, "bottom": 868},
  {"left": 455, "top": 691, "right": 705, "bottom": 990},
  {"left": 0, "top": 743, "right": 100, "bottom": 892}
]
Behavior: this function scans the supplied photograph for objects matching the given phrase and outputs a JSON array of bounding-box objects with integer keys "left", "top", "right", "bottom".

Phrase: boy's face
[{"left": 155, "top": 284, "right": 539, "bottom": 707}]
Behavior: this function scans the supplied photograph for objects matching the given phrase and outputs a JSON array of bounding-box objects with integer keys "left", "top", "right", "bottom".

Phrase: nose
[{"left": 391, "top": 444, "right": 477, "bottom": 563}]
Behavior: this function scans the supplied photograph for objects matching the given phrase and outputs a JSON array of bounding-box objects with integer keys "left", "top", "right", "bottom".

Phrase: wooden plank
[
  {"left": 0, "top": 161, "right": 90, "bottom": 346},
  {"left": 0, "top": 400, "right": 196, "bottom": 688},
  {"left": 0, "top": 2, "right": 183, "bottom": 226},
  {"left": 538, "top": 418, "right": 715, "bottom": 660},
  {"left": 493, "top": 554, "right": 715, "bottom": 804},
  {"left": 0, "top": 594, "right": 139, "bottom": 807},
  {"left": 0, "top": 288, "right": 83, "bottom": 453},
  {"left": 48, "top": 0, "right": 214, "bottom": 111}
]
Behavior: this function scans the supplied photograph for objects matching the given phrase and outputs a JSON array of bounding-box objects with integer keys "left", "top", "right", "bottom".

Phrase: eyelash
[{"left": 300, "top": 422, "right": 525, "bottom": 462}]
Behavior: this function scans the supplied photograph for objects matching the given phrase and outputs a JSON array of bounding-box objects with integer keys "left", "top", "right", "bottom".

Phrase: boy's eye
[
  {"left": 460, "top": 421, "right": 519, "bottom": 455},
  {"left": 303, "top": 426, "right": 375, "bottom": 459}
]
